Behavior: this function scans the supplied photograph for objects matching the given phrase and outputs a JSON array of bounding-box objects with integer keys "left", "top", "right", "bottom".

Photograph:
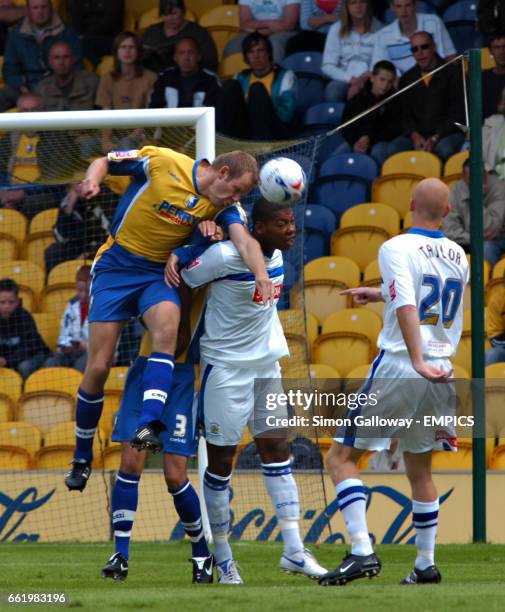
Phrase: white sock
[
  {"left": 203, "top": 470, "right": 233, "bottom": 564},
  {"left": 336, "top": 478, "right": 373, "bottom": 556},
  {"left": 412, "top": 498, "right": 439, "bottom": 570},
  {"left": 262, "top": 461, "right": 303, "bottom": 555}
]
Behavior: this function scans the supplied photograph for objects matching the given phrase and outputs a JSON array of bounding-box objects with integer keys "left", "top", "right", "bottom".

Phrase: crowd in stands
[{"left": 1, "top": 0, "right": 505, "bottom": 383}]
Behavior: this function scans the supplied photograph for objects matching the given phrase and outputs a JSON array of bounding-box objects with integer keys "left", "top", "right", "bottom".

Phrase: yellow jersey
[{"left": 96, "top": 146, "right": 221, "bottom": 263}]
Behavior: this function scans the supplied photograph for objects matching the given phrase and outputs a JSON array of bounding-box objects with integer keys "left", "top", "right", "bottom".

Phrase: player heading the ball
[{"left": 65, "top": 146, "right": 276, "bottom": 493}]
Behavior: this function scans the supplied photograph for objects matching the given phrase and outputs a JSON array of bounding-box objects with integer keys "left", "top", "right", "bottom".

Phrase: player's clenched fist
[
  {"left": 80, "top": 178, "right": 101, "bottom": 199},
  {"left": 255, "top": 276, "right": 275, "bottom": 306}
]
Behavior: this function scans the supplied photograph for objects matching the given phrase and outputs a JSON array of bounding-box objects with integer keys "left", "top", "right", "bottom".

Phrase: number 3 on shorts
[{"left": 174, "top": 414, "right": 187, "bottom": 437}]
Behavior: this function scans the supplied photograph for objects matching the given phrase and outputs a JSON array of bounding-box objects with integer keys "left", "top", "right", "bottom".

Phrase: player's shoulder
[
  {"left": 214, "top": 203, "right": 248, "bottom": 226},
  {"left": 106, "top": 145, "right": 174, "bottom": 162},
  {"left": 137, "top": 145, "right": 188, "bottom": 161},
  {"left": 443, "top": 236, "right": 469, "bottom": 267},
  {"left": 380, "top": 233, "right": 411, "bottom": 254},
  {"left": 268, "top": 248, "right": 284, "bottom": 269}
]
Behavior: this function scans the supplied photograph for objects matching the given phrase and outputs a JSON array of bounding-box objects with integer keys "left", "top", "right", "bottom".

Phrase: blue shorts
[
  {"left": 89, "top": 241, "right": 180, "bottom": 323},
  {"left": 112, "top": 357, "right": 199, "bottom": 456}
]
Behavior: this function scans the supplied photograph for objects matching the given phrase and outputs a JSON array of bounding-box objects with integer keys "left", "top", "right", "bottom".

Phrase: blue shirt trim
[
  {"left": 407, "top": 228, "right": 445, "bottom": 238},
  {"left": 192, "top": 159, "right": 205, "bottom": 195},
  {"left": 220, "top": 266, "right": 284, "bottom": 282}
]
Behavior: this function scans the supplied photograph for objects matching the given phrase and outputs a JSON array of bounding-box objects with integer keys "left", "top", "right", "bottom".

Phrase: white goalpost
[{"left": 0, "top": 106, "right": 215, "bottom": 541}]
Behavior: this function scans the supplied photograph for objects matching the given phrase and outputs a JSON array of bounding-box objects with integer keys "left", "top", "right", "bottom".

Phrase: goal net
[{"left": 0, "top": 108, "right": 332, "bottom": 546}]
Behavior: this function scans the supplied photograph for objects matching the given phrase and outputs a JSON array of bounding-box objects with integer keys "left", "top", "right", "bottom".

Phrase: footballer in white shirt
[
  {"left": 179, "top": 199, "right": 327, "bottom": 584},
  {"left": 319, "top": 178, "right": 469, "bottom": 588}
]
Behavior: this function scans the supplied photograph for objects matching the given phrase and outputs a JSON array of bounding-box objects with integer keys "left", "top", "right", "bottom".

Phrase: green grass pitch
[{"left": 1, "top": 542, "right": 505, "bottom": 611}]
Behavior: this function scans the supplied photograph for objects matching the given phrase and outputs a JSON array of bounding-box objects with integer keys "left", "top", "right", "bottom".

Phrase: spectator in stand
[
  {"left": 478, "top": 0, "right": 505, "bottom": 43},
  {"left": 483, "top": 34, "right": 505, "bottom": 120},
  {"left": 485, "top": 277, "right": 505, "bottom": 366},
  {"left": 322, "top": 0, "right": 382, "bottom": 102},
  {"left": 65, "top": 0, "right": 124, "bottom": 67},
  {"left": 35, "top": 41, "right": 98, "bottom": 111},
  {"left": 286, "top": 0, "right": 342, "bottom": 54},
  {"left": 372, "top": 0, "right": 456, "bottom": 76},
  {"left": 338, "top": 60, "right": 407, "bottom": 167},
  {"left": 399, "top": 31, "right": 465, "bottom": 162},
  {"left": 142, "top": 0, "right": 217, "bottom": 74},
  {"left": 96, "top": 32, "right": 157, "bottom": 155},
  {"left": 223, "top": 0, "right": 300, "bottom": 64},
  {"left": 0, "top": 278, "right": 51, "bottom": 378},
  {"left": 0, "top": 92, "right": 63, "bottom": 220},
  {"left": 0, "top": 2, "right": 26, "bottom": 55},
  {"left": 300, "top": 0, "right": 341, "bottom": 33},
  {"left": 483, "top": 86, "right": 505, "bottom": 180},
  {"left": 216, "top": 31, "right": 297, "bottom": 140},
  {"left": 35, "top": 40, "right": 99, "bottom": 159},
  {"left": 44, "top": 265, "right": 91, "bottom": 373},
  {"left": 149, "top": 37, "right": 220, "bottom": 110},
  {"left": 44, "top": 183, "right": 118, "bottom": 274},
  {"left": 443, "top": 159, "right": 505, "bottom": 267},
  {"left": 0, "top": 0, "right": 81, "bottom": 112}
]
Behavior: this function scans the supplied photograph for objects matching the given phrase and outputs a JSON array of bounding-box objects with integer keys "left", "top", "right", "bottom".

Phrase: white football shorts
[
  {"left": 334, "top": 350, "right": 457, "bottom": 454},
  {"left": 199, "top": 359, "right": 288, "bottom": 446}
]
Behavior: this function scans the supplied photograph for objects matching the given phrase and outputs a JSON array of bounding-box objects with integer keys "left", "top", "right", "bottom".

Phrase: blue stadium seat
[
  {"left": 320, "top": 153, "right": 379, "bottom": 183},
  {"left": 445, "top": 25, "right": 481, "bottom": 54},
  {"left": 280, "top": 52, "right": 327, "bottom": 114},
  {"left": 315, "top": 131, "right": 345, "bottom": 167},
  {"left": 304, "top": 102, "right": 345, "bottom": 131},
  {"left": 310, "top": 153, "right": 379, "bottom": 222},
  {"left": 443, "top": 0, "right": 478, "bottom": 22},
  {"left": 303, "top": 204, "right": 337, "bottom": 263},
  {"left": 443, "top": 0, "right": 481, "bottom": 54},
  {"left": 281, "top": 51, "right": 324, "bottom": 76},
  {"left": 383, "top": 1, "right": 437, "bottom": 23}
]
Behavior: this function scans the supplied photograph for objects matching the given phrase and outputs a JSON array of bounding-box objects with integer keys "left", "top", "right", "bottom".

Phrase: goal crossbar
[{"left": 0, "top": 107, "right": 216, "bottom": 160}]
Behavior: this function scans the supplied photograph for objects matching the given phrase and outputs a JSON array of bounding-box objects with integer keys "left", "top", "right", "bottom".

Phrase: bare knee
[
  {"left": 256, "top": 437, "right": 290, "bottom": 464},
  {"left": 207, "top": 444, "right": 235, "bottom": 477},
  {"left": 150, "top": 321, "right": 179, "bottom": 353},
  {"left": 325, "top": 443, "right": 344, "bottom": 472},
  {"left": 325, "top": 442, "right": 361, "bottom": 483},
  {"left": 164, "top": 455, "right": 188, "bottom": 490},
  {"left": 120, "top": 445, "right": 146, "bottom": 475},
  {"left": 84, "top": 359, "right": 112, "bottom": 387}
]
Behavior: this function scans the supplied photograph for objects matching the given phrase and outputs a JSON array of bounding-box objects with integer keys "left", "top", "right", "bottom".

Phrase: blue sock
[
  {"left": 139, "top": 352, "right": 174, "bottom": 426},
  {"left": 169, "top": 479, "right": 210, "bottom": 558},
  {"left": 112, "top": 471, "right": 140, "bottom": 560},
  {"left": 74, "top": 387, "right": 104, "bottom": 462}
]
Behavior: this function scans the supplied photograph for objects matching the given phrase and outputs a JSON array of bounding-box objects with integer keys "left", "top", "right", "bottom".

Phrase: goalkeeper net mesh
[{"left": 0, "top": 123, "right": 335, "bottom": 545}]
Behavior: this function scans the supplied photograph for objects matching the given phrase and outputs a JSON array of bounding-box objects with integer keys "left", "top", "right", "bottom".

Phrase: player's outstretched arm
[
  {"left": 340, "top": 287, "right": 384, "bottom": 304},
  {"left": 80, "top": 157, "right": 108, "bottom": 199},
  {"left": 228, "top": 223, "right": 275, "bottom": 305},
  {"left": 397, "top": 305, "right": 452, "bottom": 383}
]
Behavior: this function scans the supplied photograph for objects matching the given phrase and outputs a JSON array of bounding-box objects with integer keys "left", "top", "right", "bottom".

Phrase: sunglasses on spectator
[{"left": 411, "top": 43, "right": 432, "bottom": 53}]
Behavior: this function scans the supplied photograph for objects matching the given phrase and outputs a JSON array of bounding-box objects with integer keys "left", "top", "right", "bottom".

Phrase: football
[{"left": 259, "top": 157, "right": 306, "bottom": 205}]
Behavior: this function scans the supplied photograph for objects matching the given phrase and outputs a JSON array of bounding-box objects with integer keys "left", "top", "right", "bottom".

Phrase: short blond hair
[{"left": 211, "top": 151, "right": 259, "bottom": 182}]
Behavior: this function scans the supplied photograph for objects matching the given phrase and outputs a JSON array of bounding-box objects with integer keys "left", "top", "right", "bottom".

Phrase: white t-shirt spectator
[
  {"left": 239, "top": 0, "right": 300, "bottom": 21},
  {"left": 322, "top": 18, "right": 383, "bottom": 82},
  {"left": 372, "top": 13, "right": 456, "bottom": 75}
]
